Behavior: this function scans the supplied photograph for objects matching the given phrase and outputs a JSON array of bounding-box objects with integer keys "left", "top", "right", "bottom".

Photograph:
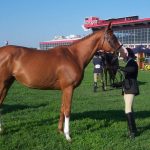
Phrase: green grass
[{"left": 1, "top": 62, "right": 150, "bottom": 150}]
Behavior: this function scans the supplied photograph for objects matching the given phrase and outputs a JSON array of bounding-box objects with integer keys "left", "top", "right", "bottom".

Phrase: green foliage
[
  {"left": 138, "top": 57, "right": 145, "bottom": 62},
  {"left": 1, "top": 62, "right": 150, "bottom": 150}
]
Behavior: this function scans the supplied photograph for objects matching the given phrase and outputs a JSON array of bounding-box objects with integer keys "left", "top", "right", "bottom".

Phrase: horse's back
[{"left": 0, "top": 45, "right": 82, "bottom": 89}]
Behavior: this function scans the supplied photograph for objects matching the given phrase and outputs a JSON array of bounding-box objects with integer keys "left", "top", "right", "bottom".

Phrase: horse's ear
[
  {"left": 107, "top": 22, "right": 112, "bottom": 30},
  {"left": 105, "top": 22, "right": 113, "bottom": 34}
]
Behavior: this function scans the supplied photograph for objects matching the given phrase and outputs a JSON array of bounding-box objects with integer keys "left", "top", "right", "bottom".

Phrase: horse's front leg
[
  {"left": 59, "top": 86, "right": 73, "bottom": 141},
  {"left": 58, "top": 104, "right": 64, "bottom": 134},
  {"left": 104, "top": 69, "right": 107, "bottom": 86}
]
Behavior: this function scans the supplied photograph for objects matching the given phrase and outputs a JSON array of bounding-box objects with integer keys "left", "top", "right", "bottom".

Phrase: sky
[{"left": 0, "top": 0, "right": 150, "bottom": 48}]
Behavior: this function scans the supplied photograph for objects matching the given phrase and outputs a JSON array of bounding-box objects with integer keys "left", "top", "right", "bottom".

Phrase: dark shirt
[
  {"left": 120, "top": 58, "right": 139, "bottom": 95},
  {"left": 121, "top": 58, "right": 138, "bottom": 79},
  {"left": 93, "top": 55, "right": 103, "bottom": 73}
]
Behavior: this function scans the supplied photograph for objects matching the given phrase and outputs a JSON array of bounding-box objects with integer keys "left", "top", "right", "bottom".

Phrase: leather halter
[{"left": 101, "top": 31, "right": 123, "bottom": 53}]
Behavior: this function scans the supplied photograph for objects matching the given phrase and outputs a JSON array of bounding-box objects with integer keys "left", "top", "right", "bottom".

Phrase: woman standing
[{"left": 119, "top": 48, "right": 139, "bottom": 139}]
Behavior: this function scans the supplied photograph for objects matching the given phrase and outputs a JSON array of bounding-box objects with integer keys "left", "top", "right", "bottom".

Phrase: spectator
[{"left": 92, "top": 51, "right": 105, "bottom": 92}]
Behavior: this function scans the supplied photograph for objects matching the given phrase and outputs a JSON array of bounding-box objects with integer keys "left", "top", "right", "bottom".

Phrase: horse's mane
[{"left": 68, "top": 28, "right": 104, "bottom": 47}]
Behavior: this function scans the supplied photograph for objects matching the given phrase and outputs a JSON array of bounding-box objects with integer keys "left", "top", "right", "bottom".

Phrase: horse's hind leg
[{"left": 0, "top": 77, "right": 15, "bottom": 133}]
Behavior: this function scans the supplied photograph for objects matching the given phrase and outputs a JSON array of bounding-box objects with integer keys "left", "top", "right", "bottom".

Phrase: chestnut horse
[{"left": 0, "top": 23, "right": 128, "bottom": 141}]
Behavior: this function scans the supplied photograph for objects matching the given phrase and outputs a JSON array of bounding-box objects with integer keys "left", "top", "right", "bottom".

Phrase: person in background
[
  {"left": 5, "top": 41, "right": 8, "bottom": 46},
  {"left": 92, "top": 51, "right": 105, "bottom": 92},
  {"left": 119, "top": 48, "right": 139, "bottom": 139}
]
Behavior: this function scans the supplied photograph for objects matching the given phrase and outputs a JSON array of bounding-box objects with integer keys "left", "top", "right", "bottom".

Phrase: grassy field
[{"left": 0, "top": 62, "right": 150, "bottom": 150}]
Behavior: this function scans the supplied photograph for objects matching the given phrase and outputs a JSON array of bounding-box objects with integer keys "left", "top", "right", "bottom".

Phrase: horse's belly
[
  {"left": 16, "top": 76, "right": 60, "bottom": 90},
  {"left": 14, "top": 70, "right": 60, "bottom": 90},
  {"left": 13, "top": 59, "right": 81, "bottom": 90}
]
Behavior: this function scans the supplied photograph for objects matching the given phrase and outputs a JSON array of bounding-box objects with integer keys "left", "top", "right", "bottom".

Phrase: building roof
[
  {"left": 40, "top": 35, "right": 81, "bottom": 44},
  {"left": 84, "top": 16, "right": 150, "bottom": 29}
]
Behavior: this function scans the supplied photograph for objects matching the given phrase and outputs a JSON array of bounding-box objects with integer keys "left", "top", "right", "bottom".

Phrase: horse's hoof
[
  {"left": 59, "top": 131, "right": 64, "bottom": 135},
  {"left": 65, "top": 134, "right": 72, "bottom": 142},
  {"left": 66, "top": 136, "right": 72, "bottom": 142},
  {"left": 58, "top": 129, "right": 64, "bottom": 135}
]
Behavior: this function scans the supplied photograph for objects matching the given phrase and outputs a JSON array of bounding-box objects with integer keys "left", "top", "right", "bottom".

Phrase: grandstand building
[
  {"left": 40, "top": 16, "right": 150, "bottom": 51},
  {"left": 39, "top": 35, "right": 81, "bottom": 50},
  {"left": 83, "top": 16, "right": 150, "bottom": 49}
]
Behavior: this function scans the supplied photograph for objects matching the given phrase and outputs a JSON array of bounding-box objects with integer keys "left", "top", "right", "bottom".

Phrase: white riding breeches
[
  {"left": 94, "top": 73, "right": 103, "bottom": 83},
  {"left": 124, "top": 94, "right": 135, "bottom": 114}
]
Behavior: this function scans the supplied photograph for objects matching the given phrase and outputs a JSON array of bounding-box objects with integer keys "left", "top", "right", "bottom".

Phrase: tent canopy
[{"left": 132, "top": 45, "right": 150, "bottom": 54}]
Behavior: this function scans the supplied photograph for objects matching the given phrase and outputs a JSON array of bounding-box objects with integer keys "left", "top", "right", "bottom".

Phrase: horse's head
[{"left": 99, "top": 22, "right": 128, "bottom": 58}]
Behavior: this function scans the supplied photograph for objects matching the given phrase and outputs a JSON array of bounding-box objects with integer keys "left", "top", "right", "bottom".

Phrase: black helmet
[{"left": 126, "top": 48, "right": 136, "bottom": 59}]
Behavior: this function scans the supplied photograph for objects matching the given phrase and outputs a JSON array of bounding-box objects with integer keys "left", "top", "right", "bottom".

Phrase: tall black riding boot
[
  {"left": 126, "top": 112, "right": 137, "bottom": 139},
  {"left": 93, "top": 82, "right": 97, "bottom": 92}
]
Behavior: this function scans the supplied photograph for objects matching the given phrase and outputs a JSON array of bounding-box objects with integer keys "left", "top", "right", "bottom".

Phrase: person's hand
[{"left": 118, "top": 66, "right": 124, "bottom": 71}]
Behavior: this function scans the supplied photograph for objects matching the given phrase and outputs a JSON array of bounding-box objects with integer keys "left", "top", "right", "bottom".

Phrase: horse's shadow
[
  {"left": 138, "top": 80, "right": 147, "bottom": 86},
  {"left": 1, "top": 103, "right": 59, "bottom": 134},
  {"left": 72, "top": 110, "right": 125, "bottom": 121},
  {"left": 2, "top": 104, "right": 150, "bottom": 135},
  {"left": 71, "top": 110, "right": 150, "bottom": 134},
  {"left": 1, "top": 103, "right": 48, "bottom": 114}
]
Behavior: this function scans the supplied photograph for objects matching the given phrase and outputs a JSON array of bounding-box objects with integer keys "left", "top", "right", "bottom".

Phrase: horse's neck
[{"left": 69, "top": 32, "right": 103, "bottom": 69}]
